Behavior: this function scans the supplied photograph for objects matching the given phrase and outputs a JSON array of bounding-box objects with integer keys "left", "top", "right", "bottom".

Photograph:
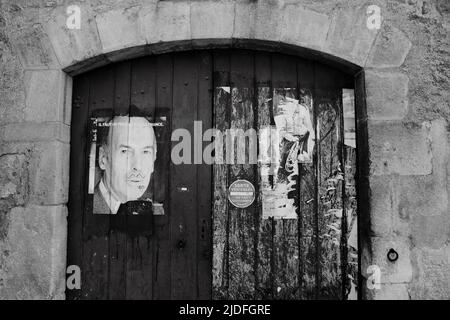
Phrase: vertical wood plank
[
  {"left": 354, "top": 70, "right": 368, "bottom": 300},
  {"left": 297, "top": 59, "right": 317, "bottom": 299},
  {"left": 170, "top": 52, "right": 198, "bottom": 299},
  {"left": 338, "top": 85, "right": 348, "bottom": 300},
  {"left": 153, "top": 54, "right": 174, "bottom": 299},
  {"left": 108, "top": 61, "right": 131, "bottom": 300},
  {"left": 125, "top": 57, "right": 157, "bottom": 299},
  {"left": 82, "top": 65, "right": 115, "bottom": 299},
  {"left": 255, "top": 52, "right": 274, "bottom": 299},
  {"left": 67, "top": 73, "right": 90, "bottom": 300},
  {"left": 339, "top": 76, "right": 358, "bottom": 299},
  {"left": 344, "top": 141, "right": 358, "bottom": 299},
  {"left": 271, "top": 53, "right": 300, "bottom": 299},
  {"left": 314, "top": 63, "right": 343, "bottom": 299},
  {"left": 197, "top": 52, "right": 213, "bottom": 299},
  {"left": 227, "top": 50, "right": 256, "bottom": 299},
  {"left": 212, "top": 51, "right": 230, "bottom": 299}
]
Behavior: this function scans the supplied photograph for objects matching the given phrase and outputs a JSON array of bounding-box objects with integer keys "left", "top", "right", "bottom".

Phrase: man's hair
[{"left": 94, "top": 105, "right": 153, "bottom": 147}]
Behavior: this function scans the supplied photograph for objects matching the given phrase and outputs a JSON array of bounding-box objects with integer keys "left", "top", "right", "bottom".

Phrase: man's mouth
[{"left": 128, "top": 178, "right": 144, "bottom": 184}]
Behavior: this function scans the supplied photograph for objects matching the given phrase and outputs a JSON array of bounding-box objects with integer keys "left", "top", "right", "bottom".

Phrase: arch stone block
[
  {"left": 141, "top": 1, "right": 191, "bottom": 44},
  {"left": 191, "top": 1, "right": 235, "bottom": 39},
  {"left": 43, "top": 3, "right": 102, "bottom": 69},
  {"left": 39, "top": 0, "right": 403, "bottom": 72},
  {"left": 95, "top": 6, "right": 147, "bottom": 53},
  {"left": 35, "top": 0, "right": 422, "bottom": 73},
  {"left": 251, "top": 0, "right": 284, "bottom": 43},
  {"left": 323, "top": 3, "right": 382, "bottom": 66},
  {"left": 280, "top": 5, "right": 330, "bottom": 52},
  {"left": 366, "top": 25, "right": 412, "bottom": 68}
]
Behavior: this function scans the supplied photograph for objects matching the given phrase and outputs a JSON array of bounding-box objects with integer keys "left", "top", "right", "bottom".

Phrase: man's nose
[
  {"left": 129, "top": 153, "right": 139, "bottom": 170},
  {"left": 130, "top": 153, "right": 147, "bottom": 172}
]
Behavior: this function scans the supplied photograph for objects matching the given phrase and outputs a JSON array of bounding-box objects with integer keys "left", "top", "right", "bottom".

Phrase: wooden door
[
  {"left": 67, "top": 52, "right": 213, "bottom": 300},
  {"left": 67, "top": 49, "right": 358, "bottom": 300},
  {"left": 210, "top": 51, "right": 358, "bottom": 300}
]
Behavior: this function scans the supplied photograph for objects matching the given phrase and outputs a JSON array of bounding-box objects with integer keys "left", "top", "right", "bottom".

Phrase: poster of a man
[
  {"left": 274, "top": 96, "right": 314, "bottom": 180},
  {"left": 88, "top": 106, "right": 159, "bottom": 216},
  {"left": 261, "top": 91, "right": 315, "bottom": 219}
]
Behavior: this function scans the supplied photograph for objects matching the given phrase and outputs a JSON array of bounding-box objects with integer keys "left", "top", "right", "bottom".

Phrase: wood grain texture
[
  {"left": 227, "top": 52, "right": 256, "bottom": 299},
  {"left": 297, "top": 60, "right": 317, "bottom": 299},
  {"left": 271, "top": 54, "right": 300, "bottom": 300},
  {"left": 212, "top": 51, "right": 230, "bottom": 299},
  {"left": 152, "top": 54, "right": 173, "bottom": 300},
  {"left": 108, "top": 61, "right": 131, "bottom": 300},
  {"left": 338, "top": 76, "right": 358, "bottom": 299},
  {"left": 255, "top": 87, "right": 273, "bottom": 299},
  {"left": 125, "top": 57, "right": 157, "bottom": 300},
  {"left": 82, "top": 65, "right": 115, "bottom": 299},
  {"left": 170, "top": 52, "right": 199, "bottom": 299},
  {"left": 67, "top": 73, "right": 90, "bottom": 300},
  {"left": 255, "top": 53, "right": 274, "bottom": 299},
  {"left": 354, "top": 70, "right": 369, "bottom": 300},
  {"left": 315, "top": 63, "right": 343, "bottom": 299},
  {"left": 344, "top": 144, "right": 358, "bottom": 299},
  {"left": 197, "top": 52, "right": 214, "bottom": 299}
]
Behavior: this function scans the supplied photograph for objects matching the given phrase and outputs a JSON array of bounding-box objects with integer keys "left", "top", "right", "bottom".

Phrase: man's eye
[
  {"left": 143, "top": 150, "right": 152, "bottom": 155},
  {"left": 120, "top": 149, "right": 127, "bottom": 154}
]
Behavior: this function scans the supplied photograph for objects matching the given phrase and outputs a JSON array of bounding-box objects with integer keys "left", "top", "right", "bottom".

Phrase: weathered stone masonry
[{"left": 0, "top": 0, "right": 449, "bottom": 299}]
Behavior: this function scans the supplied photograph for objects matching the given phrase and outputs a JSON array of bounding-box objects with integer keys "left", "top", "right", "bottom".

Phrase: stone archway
[{"left": 1, "top": 0, "right": 417, "bottom": 299}]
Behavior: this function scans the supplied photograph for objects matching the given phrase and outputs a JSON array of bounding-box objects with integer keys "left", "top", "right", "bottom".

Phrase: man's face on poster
[{"left": 98, "top": 116, "right": 156, "bottom": 203}]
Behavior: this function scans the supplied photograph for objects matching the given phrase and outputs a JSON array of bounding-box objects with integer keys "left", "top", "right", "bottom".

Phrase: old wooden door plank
[
  {"left": 255, "top": 52, "right": 274, "bottom": 299},
  {"left": 314, "top": 63, "right": 343, "bottom": 299},
  {"left": 212, "top": 51, "right": 231, "bottom": 299},
  {"left": 67, "top": 73, "right": 90, "bottom": 300},
  {"left": 170, "top": 52, "right": 199, "bottom": 299},
  {"left": 337, "top": 72, "right": 358, "bottom": 299},
  {"left": 342, "top": 129, "right": 358, "bottom": 299},
  {"left": 227, "top": 51, "right": 256, "bottom": 299},
  {"left": 125, "top": 57, "right": 157, "bottom": 299},
  {"left": 354, "top": 70, "right": 368, "bottom": 300},
  {"left": 297, "top": 59, "right": 317, "bottom": 299},
  {"left": 336, "top": 73, "right": 348, "bottom": 299},
  {"left": 108, "top": 61, "right": 131, "bottom": 300},
  {"left": 82, "top": 65, "right": 115, "bottom": 299},
  {"left": 197, "top": 52, "right": 213, "bottom": 299},
  {"left": 271, "top": 53, "right": 300, "bottom": 299},
  {"left": 152, "top": 54, "right": 174, "bottom": 299}
]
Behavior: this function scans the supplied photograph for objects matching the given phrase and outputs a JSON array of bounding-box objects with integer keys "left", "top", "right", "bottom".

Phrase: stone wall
[{"left": 0, "top": 0, "right": 448, "bottom": 299}]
